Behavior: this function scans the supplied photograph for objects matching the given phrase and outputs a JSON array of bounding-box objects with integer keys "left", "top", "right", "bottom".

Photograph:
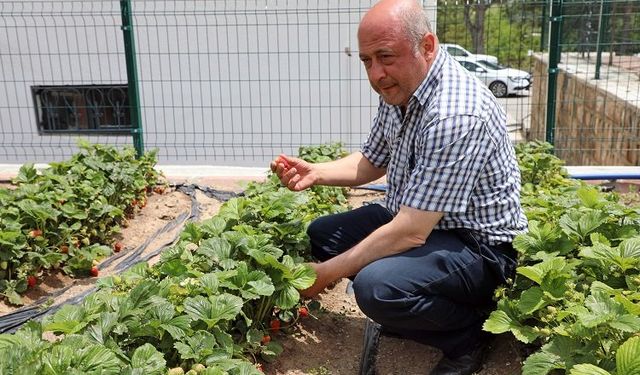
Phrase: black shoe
[{"left": 429, "top": 341, "right": 490, "bottom": 375}]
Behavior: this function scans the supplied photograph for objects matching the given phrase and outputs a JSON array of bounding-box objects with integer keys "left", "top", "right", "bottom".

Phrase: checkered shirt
[{"left": 361, "top": 47, "right": 528, "bottom": 245}]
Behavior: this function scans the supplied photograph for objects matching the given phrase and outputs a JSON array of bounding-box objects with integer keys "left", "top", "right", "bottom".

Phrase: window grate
[{"left": 32, "top": 85, "right": 132, "bottom": 134}]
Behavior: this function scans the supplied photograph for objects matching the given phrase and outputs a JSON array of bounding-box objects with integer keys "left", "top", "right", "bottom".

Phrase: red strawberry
[
  {"left": 27, "top": 275, "right": 37, "bottom": 288},
  {"left": 298, "top": 306, "right": 309, "bottom": 318},
  {"left": 269, "top": 319, "right": 281, "bottom": 332},
  {"left": 113, "top": 242, "right": 123, "bottom": 253},
  {"left": 60, "top": 245, "right": 69, "bottom": 254},
  {"left": 153, "top": 186, "right": 165, "bottom": 195},
  {"left": 261, "top": 335, "right": 271, "bottom": 345},
  {"left": 90, "top": 266, "right": 99, "bottom": 277}
]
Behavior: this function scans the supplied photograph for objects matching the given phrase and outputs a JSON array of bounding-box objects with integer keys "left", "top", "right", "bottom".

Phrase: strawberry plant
[
  {"left": 0, "top": 143, "right": 349, "bottom": 372},
  {"left": 0, "top": 141, "right": 163, "bottom": 304},
  {"left": 484, "top": 141, "right": 640, "bottom": 375}
]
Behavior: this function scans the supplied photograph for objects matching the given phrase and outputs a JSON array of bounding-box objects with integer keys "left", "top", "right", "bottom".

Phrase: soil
[{"left": 0, "top": 177, "right": 529, "bottom": 374}]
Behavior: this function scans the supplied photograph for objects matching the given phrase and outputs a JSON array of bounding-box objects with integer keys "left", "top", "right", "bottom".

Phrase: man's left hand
[{"left": 300, "top": 262, "right": 337, "bottom": 298}]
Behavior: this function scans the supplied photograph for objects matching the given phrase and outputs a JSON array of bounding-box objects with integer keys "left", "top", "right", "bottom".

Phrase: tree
[{"left": 463, "top": 2, "right": 492, "bottom": 54}]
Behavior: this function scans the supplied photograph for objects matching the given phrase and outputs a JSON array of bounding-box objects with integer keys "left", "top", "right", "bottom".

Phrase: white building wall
[{"left": 0, "top": 0, "right": 437, "bottom": 166}]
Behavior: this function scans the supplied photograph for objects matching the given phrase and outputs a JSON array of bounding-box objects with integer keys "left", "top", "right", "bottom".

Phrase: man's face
[{"left": 358, "top": 27, "right": 429, "bottom": 107}]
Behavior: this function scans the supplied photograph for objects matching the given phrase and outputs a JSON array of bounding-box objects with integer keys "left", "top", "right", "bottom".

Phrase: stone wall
[{"left": 528, "top": 54, "right": 640, "bottom": 166}]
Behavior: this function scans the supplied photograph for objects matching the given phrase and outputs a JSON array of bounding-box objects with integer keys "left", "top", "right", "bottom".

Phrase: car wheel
[{"left": 489, "top": 81, "right": 508, "bottom": 98}]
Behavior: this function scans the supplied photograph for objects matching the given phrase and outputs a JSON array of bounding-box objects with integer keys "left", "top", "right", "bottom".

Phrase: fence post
[
  {"left": 545, "top": 0, "right": 563, "bottom": 147},
  {"left": 595, "top": 0, "right": 611, "bottom": 80},
  {"left": 120, "top": 0, "right": 144, "bottom": 157}
]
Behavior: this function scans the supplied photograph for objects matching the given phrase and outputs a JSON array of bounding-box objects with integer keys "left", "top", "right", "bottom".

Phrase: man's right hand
[{"left": 270, "top": 154, "right": 318, "bottom": 191}]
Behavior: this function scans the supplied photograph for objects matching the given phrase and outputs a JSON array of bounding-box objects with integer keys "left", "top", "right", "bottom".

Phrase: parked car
[
  {"left": 455, "top": 57, "right": 532, "bottom": 98},
  {"left": 441, "top": 43, "right": 498, "bottom": 64}
]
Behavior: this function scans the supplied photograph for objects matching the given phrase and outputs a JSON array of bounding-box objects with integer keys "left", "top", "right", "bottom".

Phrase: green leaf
[
  {"left": 517, "top": 257, "right": 569, "bottom": 285},
  {"left": 202, "top": 368, "right": 228, "bottom": 375},
  {"left": 617, "top": 336, "right": 640, "bottom": 375},
  {"left": 129, "top": 344, "right": 166, "bottom": 375},
  {"left": 124, "top": 280, "right": 158, "bottom": 311},
  {"left": 230, "top": 362, "right": 264, "bottom": 375},
  {"left": 4, "top": 289, "right": 23, "bottom": 306},
  {"left": 289, "top": 264, "right": 316, "bottom": 290},
  {"left": 174, "top": 330, "right": 220, "bottom": 362},
  {"left": 559, "top": 210, "right": 608, "bottom": 243},
  {"left": 517, "top": 287, "right": 546, "bottom": 314},
  {"left": 513, "top": 221, "right": 574, "bottom": 256},
  {"left": 246, "top": 248, "right": 282, "bottom": 270},
  {"left": 184, "top": 294, "right": 243, "bottom": 329},
  {"left": 16, "top": 199, "right": 58, "bottom": 223},
  {"left": 260, "top": 341, "right": 284, "bottom": 363},
  {"left": 198, "top": 238, "right": 233, "bottom": 263},
  {"left": 200, "top": 217, "right": 227, "bottom": 237},
  {"left": 87, "top": 312, "right": 119, "bottom": 344},
  {"left": 483, "top": 309, "right": 539, "bottom": 343},
  {"left": 569, "top": 364, "right": 611, "bottom": 375},
  {"left": 274, "top": 285, "right": 300, "bottom": 310},
  {"left": 540, "top": 272, "right": 570, "bottom": 300},
  {"left": 576, "top": 186, "right": 603, "bottom": 209},
  {"left": 617, "top": 237, "right": 640, "bottom": 263},
  {"left": 41, "top": 344, "right": 75, "bottom": 373},
  {"left": 76, "top": 345, "right": 122, "bottom": 374},
  {"left": 180, "top": 222, "right": 203, "bottom": 244},
  {"left": 522, "top": 351, "right": 564, "bottom": 375},
  {"left": 200, "top": 273, "right": 220, "bottom": 295},
  {"left": 577, "top": 291, "right": 625, "bottom": 328},
  {"left": 609, "top": 314, "right": 640, "bottom": 333},
  {"left": 244, "top": 272, "right": 275, "bottom": 299},
  {"left": 43, "top": 305, "right": 88, "bottom": 335},
  {"left": 159, "top": 259, "right": 188, "bottom": 277},
  {"left": 161, "top": 314, "right": 191, "bottom": 340},
  {"left": 590, "top": 232, "right": 611, "bottom": 246},
  {"left": 209, "top": 294, "right": 243, "bottom": 322},
  {"left": 13, "top": 163, "right": 38, "bottom": 184}
]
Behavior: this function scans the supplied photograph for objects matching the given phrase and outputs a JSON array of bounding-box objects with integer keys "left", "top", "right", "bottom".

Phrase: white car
[
  {"left": 456, "top": 57, "right": 532, "bottom": 98},
  {"left": 442, "top": 43, "right": 498, "bottom": 65}
]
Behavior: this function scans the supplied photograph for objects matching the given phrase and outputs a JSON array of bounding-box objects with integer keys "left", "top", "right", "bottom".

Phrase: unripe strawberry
[{"left": 28, "top": 229, "right": 43, "bottom": 238}]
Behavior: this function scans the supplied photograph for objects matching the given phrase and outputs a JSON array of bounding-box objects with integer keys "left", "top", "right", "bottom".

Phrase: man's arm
[
  {"left": 301, "top": 205, "right": 444, "bottom": 297},
  {"left": 272, "top": 151, "right": 386, "bottom": 191}
]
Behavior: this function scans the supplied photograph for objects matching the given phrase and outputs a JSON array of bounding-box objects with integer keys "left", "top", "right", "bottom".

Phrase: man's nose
[{"left": 368, "top": 60, "right": 386, "bottom": 82}]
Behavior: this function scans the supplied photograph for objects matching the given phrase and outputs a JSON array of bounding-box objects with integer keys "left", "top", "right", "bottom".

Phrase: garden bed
[
  {"left": 2, "top": 147, "right": 639, "bottom": 374},
  {"left": 0, "top": 177, "right": 526, "bottom": 374}
]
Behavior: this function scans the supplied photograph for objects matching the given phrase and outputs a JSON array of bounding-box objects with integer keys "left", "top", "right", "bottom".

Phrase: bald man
[{"left": 271, "top": 0, "right": 527, "bottom": 374}]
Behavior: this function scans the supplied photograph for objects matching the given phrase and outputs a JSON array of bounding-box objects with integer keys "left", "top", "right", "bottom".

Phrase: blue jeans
[{"left": 307, "top": 204, "right": 517, "bottom": 358}]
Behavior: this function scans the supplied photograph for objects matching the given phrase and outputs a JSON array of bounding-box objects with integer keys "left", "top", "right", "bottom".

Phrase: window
[
  {"left": 460, "top": 61, "right": 478, "bottom": 72},
  {"left": 447, "top": 46, "right": 469, "bottom": 57},
  {"left": 32, "top": 85, "right": 133, "bottom": 134}
]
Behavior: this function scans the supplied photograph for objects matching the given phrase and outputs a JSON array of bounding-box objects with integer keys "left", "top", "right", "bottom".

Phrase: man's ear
[{"left": 420, "top": 34, "right": 436, "bottom": 59}]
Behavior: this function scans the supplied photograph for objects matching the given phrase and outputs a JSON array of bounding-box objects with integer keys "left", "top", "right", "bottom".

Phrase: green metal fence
[
  {"left": 528, "top": 0, "right": 640, "bottom": 166},
  {"left": 1, "top": 0, "right": 639, "bottom": 166}
]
